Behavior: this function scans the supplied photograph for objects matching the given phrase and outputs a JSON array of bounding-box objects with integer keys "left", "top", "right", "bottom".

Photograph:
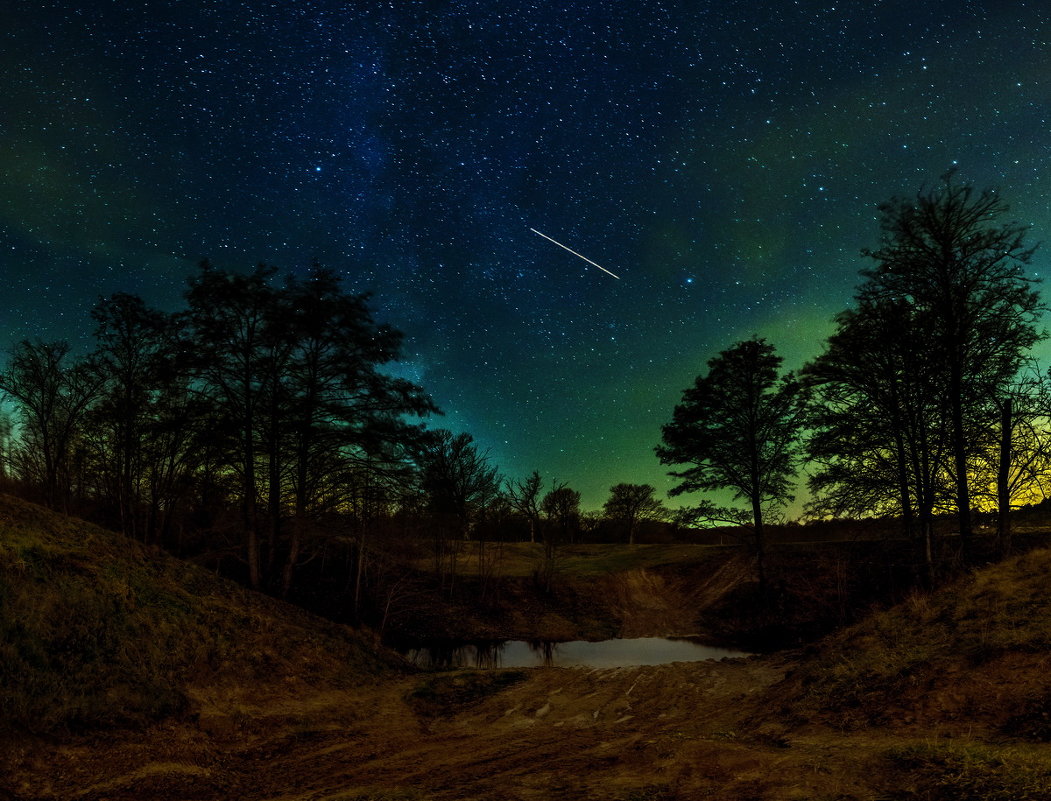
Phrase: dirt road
[{"left": 4, "top": 651, "right": 915, "bottom": 801}]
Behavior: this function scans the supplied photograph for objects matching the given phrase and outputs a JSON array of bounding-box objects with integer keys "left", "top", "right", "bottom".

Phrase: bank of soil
[
  {"left": 10, "top": 646, "right": 1045, "bottom": 801},
  {"left": 382, "top": 565, "right": 726, "bottom": 645},
  {"left": 376, "top": 539, "right": 947, "bottom": 651}
]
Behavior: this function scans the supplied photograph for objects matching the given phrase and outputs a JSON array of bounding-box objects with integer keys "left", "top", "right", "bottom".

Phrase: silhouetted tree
[
  {"left": 185, "top": 261, "right": 277, "bottom": 588},
  {"left": 657, "top": 338, "right": 809, "bottom": 592},
  {"left": 0, "top": 261, "right": 438, "bottom": 618},
  {"left": 970, "top": 365, "right": 1051, "bottom": 557},
  {"left": 805, "top": 298, "right": 952, "bottom": 579},
  {"left": 139, "top": 359, "right": 205, "bottom": 549},
  {"left": 0, "top": 341, "right": 102, "bottom": 510},
  {"left": 541, "top": 484, "right": 581, "bottom": 544},
  {"left": 420, "top": 429, "right": 501, "bottom": 593},
  {"left": 860, "top": 172, "right": 1043, "bottom": 556},
  {"left": 0, "top": 412, "right": 13, "bottom": 484},
  {"left": 602, "top": 482, "right": 666, "bottom": 545},
  {"left": 273, "top": 267, "right": 436, "bottom": 597},
  {"left": 88, "top": 293, "right": 178, "bottom": 539},
  {"left": 421, "top": 429, "right": 501, "bottom": 538},
  {"left": 184, "top": 261, "right": 436, "bottom": 594},
  {"left": 537, "top": 483, "right": 580, "bottom": 590},
  {"left": 506, "top": 470, "right": 544, "bottom": 543}
]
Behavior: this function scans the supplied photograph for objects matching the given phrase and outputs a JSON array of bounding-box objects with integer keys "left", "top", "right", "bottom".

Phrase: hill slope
[
  {"left": 771, "top": 546, "right": 1051, "bottom": 734},
  {"left": 0, "top": 494, "right": 396, "bottom": 735}
]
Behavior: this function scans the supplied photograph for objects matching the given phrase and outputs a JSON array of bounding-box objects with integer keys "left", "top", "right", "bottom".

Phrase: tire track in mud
[
  {"left": 281, "top": 659, "right": 789, "bottom": 800},
  {"left": 12, "top": 658, "right": 792, "bottom": 801}
]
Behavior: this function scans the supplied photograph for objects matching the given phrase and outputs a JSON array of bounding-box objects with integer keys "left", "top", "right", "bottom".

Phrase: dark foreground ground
[{"left": 6, "top": 494, "right": 1051, "bottom": 800}]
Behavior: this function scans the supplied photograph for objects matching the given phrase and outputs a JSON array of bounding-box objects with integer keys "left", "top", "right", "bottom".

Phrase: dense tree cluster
[
  {"left": 0, "top": 265, "right": 442, "bottom": 600},
  {"left": 659, "top": 173, "right": 1049, "bottom": 584},
  {"left": 0, "top": 262, "right": 673, "bottom": 620},
  {"left": 806, "top": 174, "right": 1045, "bottom": 572}
]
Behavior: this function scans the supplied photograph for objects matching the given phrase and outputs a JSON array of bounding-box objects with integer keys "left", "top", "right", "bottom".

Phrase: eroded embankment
[
  {"left": 378, "top": 540, "right": 904, "bottom": 650},
  {"left": 380, "top": 549, "right": 759, "bottom": 646}
]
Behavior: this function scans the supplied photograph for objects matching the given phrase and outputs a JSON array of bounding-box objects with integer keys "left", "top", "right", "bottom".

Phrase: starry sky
[{"left": 4, "top": 1, "right": 1051, "bottom": 512}]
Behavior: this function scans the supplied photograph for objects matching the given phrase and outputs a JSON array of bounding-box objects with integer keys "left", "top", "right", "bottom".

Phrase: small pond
[{"left": 398, "top": 637, "right": 750, "bottom": 670}]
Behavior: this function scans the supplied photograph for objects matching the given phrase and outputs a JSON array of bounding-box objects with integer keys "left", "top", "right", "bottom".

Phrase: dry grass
[
  {"left": 0, "top": 493, "right": 396, "bottom": 734},
  {"left": 420, "top": 540, "right": 733, "bottom": 580},
  {"left": 771, "top": 546, "right": 1051, "bottom": 732},
  {"left": 886, "top": 740, "right": 1051, "bottom": 800},
  {"left": 405, "top": 669, "right": 528, "bottom": 718}
]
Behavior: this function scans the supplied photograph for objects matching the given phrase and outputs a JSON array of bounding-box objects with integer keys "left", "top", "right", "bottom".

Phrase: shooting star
[{"left": 530, "top": 227, "right": 620, "bottom": 279}]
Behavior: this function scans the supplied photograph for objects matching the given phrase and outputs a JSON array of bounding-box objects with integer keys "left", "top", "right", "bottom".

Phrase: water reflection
[{"left": 401, "top": 637, "right": 749, "bottom": 670}]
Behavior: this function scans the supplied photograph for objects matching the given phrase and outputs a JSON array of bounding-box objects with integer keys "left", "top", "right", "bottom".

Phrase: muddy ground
[{"left": 4, "top": 646, "right": 977, "bottom": 801}]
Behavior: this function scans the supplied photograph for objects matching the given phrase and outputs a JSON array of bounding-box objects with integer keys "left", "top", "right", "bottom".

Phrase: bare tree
[
  {"left": 537, "top": 483, "right": 580, "bottom": 591},
  {"left": 541, "top": 484, "right": 581, "bottom": 545},
  {"left": 805, "top": 298, "right": 952, "bottom": 580},
  {"left": 89, "top": 292, "right": 177, "bottom": 539},
  {"left": 860, "top": 172, "right": 1043, "bottom": 557},
  {"left": 506, "top": 470, "right": 543, "bottom": 543},
  {"left": 0, "top": 341, "right": 101, "bottom": 511},
  {"left": 602, "top": 483, "right": 666, "bottom": 545},
  {"left": 184, "top": 261, "right": 277, "bottom": 588},
  {"left": 420, "top": 429, "right": 502, "bottom": 594},
  {"left": 970, "top": 364, "right": 1051, "bottom": 557}
]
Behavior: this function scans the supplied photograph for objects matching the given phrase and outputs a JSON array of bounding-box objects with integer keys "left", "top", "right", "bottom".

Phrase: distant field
[
  {"left": 419, "top": 512, "right": 1051, "bottom": 579},
  {"left": 421, "top": 541, "right": 732, "bottom": 578}
]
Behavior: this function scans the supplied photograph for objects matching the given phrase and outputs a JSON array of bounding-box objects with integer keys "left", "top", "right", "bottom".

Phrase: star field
[{"left": 3, "top": 1, "right": 1051, "bottom": 509}]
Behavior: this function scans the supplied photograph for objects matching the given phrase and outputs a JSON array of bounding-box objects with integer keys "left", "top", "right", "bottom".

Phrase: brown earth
[
  {"left": 10, "top": 646, "right": 1035, "bottom": 801},
  {"left": 374, "top": 544, "right": 755, "bottom": 645},
  {"left": 3, "top": 653, "right": 842, "bottom": 801}
]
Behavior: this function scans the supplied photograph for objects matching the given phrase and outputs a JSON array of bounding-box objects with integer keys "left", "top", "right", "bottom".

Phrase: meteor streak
[{"left": 530, "top": 227, "right": 620, "bottom": 279}]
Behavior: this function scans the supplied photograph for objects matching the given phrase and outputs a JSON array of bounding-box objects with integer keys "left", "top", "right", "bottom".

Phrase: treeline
[
  {"left": 3, "top": 171, "right": 1044, "bottom": 617},
  {"left": 0, "top": 261, "right": 670, "bottom": 614},
  {"left": 658, "top": 172, "right": 1050, "bottom": 588}
]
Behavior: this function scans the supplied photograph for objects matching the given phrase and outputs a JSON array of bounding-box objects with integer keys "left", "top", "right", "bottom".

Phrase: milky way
[{"left": 3, "top": 1, "right": 1050, "bottom": 509}]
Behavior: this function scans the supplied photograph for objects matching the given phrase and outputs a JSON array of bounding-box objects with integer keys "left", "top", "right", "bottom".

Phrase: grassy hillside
[
  {"left": 0, "top": 494, "right": 397, "bottom": 734},
  {"left": 755, "top": 546, "right": 1051, "bottom": 798},
  {"left": 775, "top": 546, "right": 1051, "bottom": 730}
]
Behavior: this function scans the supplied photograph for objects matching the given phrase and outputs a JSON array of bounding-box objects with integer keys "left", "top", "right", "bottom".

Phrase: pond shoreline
[
  {"left": 376, "top": 557, "right": 752, "bottom": 648},
  {"left": 394, "top": 636, "right": 753, "bottom": 670}
]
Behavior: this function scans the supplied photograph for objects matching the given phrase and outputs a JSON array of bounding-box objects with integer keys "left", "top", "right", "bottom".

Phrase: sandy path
[
  {"left": 6, "top": 653, "right": 921, "bottom": 801},
  {"left": 4, "top": 656, "right": 808, "bottom": 801}
]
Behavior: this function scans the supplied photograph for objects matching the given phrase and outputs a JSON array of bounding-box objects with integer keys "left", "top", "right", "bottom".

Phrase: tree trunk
[
  {"left": 121, "top": 416, "right": 137, "bottom": 540},
  {"left": 949, "top": 359, "right": 972, "bottom": 559},
  {"left": 243, "top": 423, "right": 261, "bottom": 590},
  {"left": 750, "top": 492, "right": 766, "bottom": 596},
  {"left": 280, "top": 515, "right": 301, "bottom": 599},
  {"left": 146, "top": 496, "right": 159, "bottom": 546},
  {"left": 748, "top": 417, "right": 767, "bottom": 596},
  {"left": 997, "top": 397, "right": 1013, "bottom": 558},
  {"left": 352, "top": 535, "right": 366, "bottom": 624},
  {"left": 893, "top": 432, "right": 914, "bottom": 542},
  {"left": 267, "top": 408, "right": 282, "bottom": 575}
]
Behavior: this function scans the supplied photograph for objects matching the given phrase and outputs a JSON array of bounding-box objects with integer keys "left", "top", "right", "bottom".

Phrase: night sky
[{"left": 4, "top": 1, "right": 1051, "bottom": 511}]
